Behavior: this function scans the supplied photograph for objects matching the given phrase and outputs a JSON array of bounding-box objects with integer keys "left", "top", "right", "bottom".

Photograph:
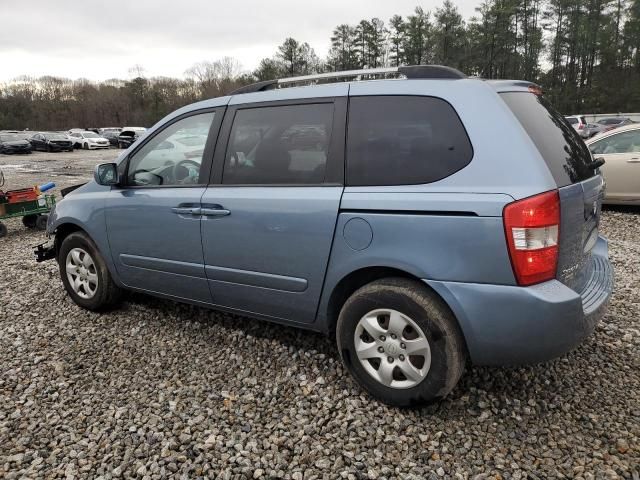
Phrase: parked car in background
[
  {"left": 596, "top": 117, "right": 635, "bottom": 133},
  {"left": 581, "top": 123, "right": 607, "bottom": 139},
  {"left": 587, "top": 123, "right": 640, "bottom": 205},
  {"left": 39, "top": 65, "right": 613, "bottom": 407},
  {"left": 99, "top": 127, "right": 122, "bottom": 135},
  {"left": 117, "top": 127, "right": 146, "bottom": 148},
  {"left": 30, "top": 132, "right": 73, "bottom": 152},
  {"left": 565, "top": 115, "right": 587, "bottom": 132},
  {"left": 2, "top": 131, "right": 35, "bottom": 142},
  {"left": 102, "top": 130, "right": 120, "bottom": 146},
  {"left": 0, "top": 133, "right": 32, "bottom": 154},
  {"left": 68, "top": 131, "right": 110, "bottom": 150}
]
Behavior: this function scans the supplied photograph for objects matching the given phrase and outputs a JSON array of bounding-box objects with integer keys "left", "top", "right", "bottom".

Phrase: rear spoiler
[{"left": 486, "top": 79, "right": 543, "bottom": 95}]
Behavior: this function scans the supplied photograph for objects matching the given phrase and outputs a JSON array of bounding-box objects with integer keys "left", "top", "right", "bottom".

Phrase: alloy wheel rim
[
  {"left": 65, "top": 248, "right": 98, "bottom": 299},
  {"left": 354, "top": 308, "right": 431, "bottom": 389}
]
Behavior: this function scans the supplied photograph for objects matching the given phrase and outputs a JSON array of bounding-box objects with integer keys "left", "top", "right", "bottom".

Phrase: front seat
[{"left": 253, "top": 139, "right": 292, "bottom": 183}]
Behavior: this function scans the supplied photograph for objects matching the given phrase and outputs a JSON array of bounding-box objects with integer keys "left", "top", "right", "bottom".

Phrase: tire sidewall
[
  {"left": 22, "top": 214, "right": 38, "bottom": 228},
  {"left": 337, "top": 280, "right": 462, "bottom": 407},
  {"left": 35, "top": 214, "right": 48, "bottom": 230},
  {"left": 58, "top": 232, "right": 112, "bottom": 310}
]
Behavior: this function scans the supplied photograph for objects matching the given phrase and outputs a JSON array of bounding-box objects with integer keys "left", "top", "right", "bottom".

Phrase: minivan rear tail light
[
  {"left": 503, "top": 190, "right": 560, "bottom": 286},
  {"left": 578, "top": 124, "right": 584, "bottom": 130}
]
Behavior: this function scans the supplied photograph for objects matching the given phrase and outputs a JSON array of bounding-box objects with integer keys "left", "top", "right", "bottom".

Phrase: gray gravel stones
[{"left": 0, "top": 152, "right": 638, "bottom": 478}]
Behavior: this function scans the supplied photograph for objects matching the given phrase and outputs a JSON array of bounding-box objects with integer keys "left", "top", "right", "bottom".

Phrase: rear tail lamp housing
[{"left": 503, "top": 190, "right": 560, "bottom": 286}]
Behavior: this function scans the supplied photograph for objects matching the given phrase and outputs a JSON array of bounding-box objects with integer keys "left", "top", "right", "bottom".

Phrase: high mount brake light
[{"left": 503, "top": 190, "right": 560, "bottom": 286}]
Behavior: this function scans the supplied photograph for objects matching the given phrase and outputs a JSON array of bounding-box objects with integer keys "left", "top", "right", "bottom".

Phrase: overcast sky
[{"left": 0, "top": 0, "right": 478, "bottom": 82}]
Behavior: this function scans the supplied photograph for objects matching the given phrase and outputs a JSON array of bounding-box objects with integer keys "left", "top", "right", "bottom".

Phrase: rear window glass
[
  {"left": 566, "top": 117, "right": 578, "bottom": 124},
  {"left": 501, "top": 92, "right": 595, "bottom": 186},
  {"left": 346, "top": 96, "right": 473, "bottom": 186}
]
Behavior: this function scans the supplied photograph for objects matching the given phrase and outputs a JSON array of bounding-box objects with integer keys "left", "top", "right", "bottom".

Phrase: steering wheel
[{"left": 172, "top": 159, "right": 200, "bottom": 184}]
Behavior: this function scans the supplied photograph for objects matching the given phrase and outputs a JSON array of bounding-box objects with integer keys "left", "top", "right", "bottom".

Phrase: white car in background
[
  {"left": 565, "top": 115, "right": 587, "bottom": 133},
  {"left": 68, "top": 131, "right": 110, "bottom": 150},
  {"left": 586, "top": 123, "right": 640, "bottom": 205}
]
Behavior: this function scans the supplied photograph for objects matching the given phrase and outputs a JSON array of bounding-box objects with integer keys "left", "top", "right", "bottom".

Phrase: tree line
[{"left": 1, "top": 0, "right": 639, "bottom": 131}]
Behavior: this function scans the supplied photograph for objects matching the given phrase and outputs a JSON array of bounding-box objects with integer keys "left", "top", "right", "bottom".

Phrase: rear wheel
[
  {"left": 22, "top": 214, "right": 38, "bottom": 228},
  {"left": 336, "top": 277, "right": 466, "bottom": 407},
  {"left": 58, "top": 231, "right": 122, "bottom": 310},
  {"left": 35, "top": 214, "right": 48, "bottom": 231},
  {"left": 0, "top": 222, "right": 7, "bottom": 238}
]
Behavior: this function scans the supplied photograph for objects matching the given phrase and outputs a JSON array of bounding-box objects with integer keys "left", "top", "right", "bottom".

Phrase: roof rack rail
[{"left": 230, "top": 64, "right": 466, "bottom": 95}]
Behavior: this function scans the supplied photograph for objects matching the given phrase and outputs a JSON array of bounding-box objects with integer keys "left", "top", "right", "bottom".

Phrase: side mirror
[{"left": 94, "top": 163, "right": 119, "bottom": 186}]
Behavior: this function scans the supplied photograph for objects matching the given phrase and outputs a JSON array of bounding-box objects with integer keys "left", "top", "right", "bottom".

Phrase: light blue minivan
[{"left": 35, "top": 66, "right": 613, "bottom": 406}]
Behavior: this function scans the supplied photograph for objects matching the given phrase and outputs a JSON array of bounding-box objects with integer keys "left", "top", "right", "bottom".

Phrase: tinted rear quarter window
[
  {"left": 346, "top": 96, "right": 473, "bottom": 186},
  {"left": 500, "top": 92, "right": 595, "bottom": 186}
]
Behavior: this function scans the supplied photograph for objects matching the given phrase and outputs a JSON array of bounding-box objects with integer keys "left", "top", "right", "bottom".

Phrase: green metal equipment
[{"left": 0, "top": 168, "right": 56, "bottom": 238}]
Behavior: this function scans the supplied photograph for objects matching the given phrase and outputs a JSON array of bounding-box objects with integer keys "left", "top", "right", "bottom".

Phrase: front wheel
[
  {"left": 336, "top": 277, "right": 466, "bottom": 407},
  {"left": 58, "top": 231, "right": 122, "bottom": 311}
]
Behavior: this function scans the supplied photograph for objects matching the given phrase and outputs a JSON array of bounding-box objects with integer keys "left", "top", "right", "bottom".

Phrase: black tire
[
  {"left": 22, "top": 214, "right": 38, "bottom": 228},
  {"left": 83, "top": 142, "right": 89, "bottom": 150},
  {"left": 0, "top": 222, "right": 7, "bottom": 238},
  {"left": 35, "top": 214, "right": 48, "bottom": 231},
  {"left": 58, "top": 231, "right": 122, "bottom": 311},
  {"left": 336, "top": 277, "right": 466, "bottom": 407},
  {"left": 47, "top": 144, "right": 52, "bottom": 152}
]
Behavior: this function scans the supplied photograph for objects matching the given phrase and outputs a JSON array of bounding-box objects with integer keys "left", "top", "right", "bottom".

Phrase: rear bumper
[{"left": 427, "top": 236, "right": 613, "bottom": 366}]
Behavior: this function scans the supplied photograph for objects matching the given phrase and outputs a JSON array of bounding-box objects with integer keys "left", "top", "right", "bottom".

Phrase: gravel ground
[{"left": 0, "top": 151, "right": 638, "bottom": 479}]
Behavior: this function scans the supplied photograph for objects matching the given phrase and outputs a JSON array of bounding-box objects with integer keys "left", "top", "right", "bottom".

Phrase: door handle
[
  {"left": 171, "top": 206, "right": 201, "bottom": 215},
  {"left": 201, "top": 207, "right": 230, "bottom": 217}
]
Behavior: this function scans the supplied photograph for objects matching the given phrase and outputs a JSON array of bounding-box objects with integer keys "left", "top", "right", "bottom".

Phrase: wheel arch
[
  {"left": 323, "top": 266, "right": 463, "bottom": 340},
  {"left": 52, "top": 220, "right": 121, "bottom": 286},
  {"left": 53, "top": 222, "right": 87, "bottom": 254}
]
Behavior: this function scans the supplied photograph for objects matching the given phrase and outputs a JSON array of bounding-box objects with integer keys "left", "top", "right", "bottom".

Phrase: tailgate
[{"left": 556, "top": 174, "right": 605, "bottom": 291}]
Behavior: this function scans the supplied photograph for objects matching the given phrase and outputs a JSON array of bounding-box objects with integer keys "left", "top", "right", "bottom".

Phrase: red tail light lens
[
  {"left": 578, "top": 124, "right": 584, "bottom": 129},
  {"left": 503, "top": 190, "right": 560, "bottom": 286}
]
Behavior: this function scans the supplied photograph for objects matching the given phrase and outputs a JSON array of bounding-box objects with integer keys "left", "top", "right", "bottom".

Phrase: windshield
[
  {"left": 0, "top": 134, "right": 20, "bottom": 142},
  {"left": 501, "top": 92, "right": 596, "bottom": 186},
  {"left": 599, "top": 118, "right": 623, "bottom": 125},
  {"left": 566, "top": 117, "right": 578, "bottom": 125},
  {"left": 83, "top": 132, "right": 99, "bottom": 138},
  {"left": 49, "top": 134, "right": 68, "bottom": 140}
]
